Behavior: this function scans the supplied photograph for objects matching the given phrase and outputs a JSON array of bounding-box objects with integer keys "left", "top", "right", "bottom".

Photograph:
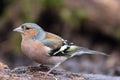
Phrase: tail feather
[{"left": 70, "top": 47, "right": 108, "bottom": 57}]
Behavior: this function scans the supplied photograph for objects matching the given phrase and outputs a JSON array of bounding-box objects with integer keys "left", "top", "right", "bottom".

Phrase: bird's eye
[
  {"left": 25, "top": 27, "right": 30, "bottom": 30},
  {"left": 21, "top": 25, "right": 31, "bottom": 30}
]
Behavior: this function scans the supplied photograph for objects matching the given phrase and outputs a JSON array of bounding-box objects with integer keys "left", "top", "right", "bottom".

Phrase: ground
[{"left": 0, "top": 62, "right": 119, "bottom": 80}]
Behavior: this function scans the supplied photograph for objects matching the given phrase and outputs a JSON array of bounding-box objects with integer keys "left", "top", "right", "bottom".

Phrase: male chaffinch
[{"left": 13, "top": 23, "right": 107, "bottom": 75}]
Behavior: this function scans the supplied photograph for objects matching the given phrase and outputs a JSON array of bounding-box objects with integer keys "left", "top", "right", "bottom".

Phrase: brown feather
[{"left": 43, "top": 32, "right": 63, "bottom": 48}]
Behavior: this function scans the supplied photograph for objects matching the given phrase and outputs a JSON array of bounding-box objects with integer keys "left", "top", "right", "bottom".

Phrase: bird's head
[{"left": 13, "top": 23, "right": 46, "bottom": 40}]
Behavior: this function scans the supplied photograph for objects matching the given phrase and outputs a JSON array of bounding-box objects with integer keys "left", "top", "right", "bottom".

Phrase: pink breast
[{"left": 21, "top": 40, "right": 51, "bottom": 64}]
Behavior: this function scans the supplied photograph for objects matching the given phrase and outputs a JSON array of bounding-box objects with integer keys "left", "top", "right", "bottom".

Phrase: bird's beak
[{"left": 13, "top": 27, "right": 23, "bottom": 33}]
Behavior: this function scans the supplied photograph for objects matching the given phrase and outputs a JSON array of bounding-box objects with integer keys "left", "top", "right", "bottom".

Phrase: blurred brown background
[{"left": 0, "top": 0, "right": 120, "bottom": 76}]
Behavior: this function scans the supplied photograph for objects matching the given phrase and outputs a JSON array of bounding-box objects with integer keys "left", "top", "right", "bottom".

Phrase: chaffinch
[{"left": 13, "top": 23, "right": 107, "bottom": 75}]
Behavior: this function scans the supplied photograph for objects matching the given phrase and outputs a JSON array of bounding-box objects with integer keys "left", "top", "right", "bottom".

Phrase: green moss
[
  {"left": 41, "top": 0, "right": 63, "bottom": 8},
  {"left": 11, "top": 33, "right": 22, "bottom": 53},
  {"left": 114, "top": 27, "right": 120, "bottom": 40},
  {"left": 75, "top": 8, "right": 88, "bottom": 20},
  {"left": 60, "top": 8, "right": 88, "bottom": 27},
  {"left": 21, "top": 0, "right": 34, "bottom": 22},
  {"left": 60, "top": 9, "right": 72, "bottom": 24}
]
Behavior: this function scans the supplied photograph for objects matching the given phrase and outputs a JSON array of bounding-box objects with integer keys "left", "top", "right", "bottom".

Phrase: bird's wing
[
  {"left": 41, "top": 32, "right": 107, "bottom": 57},
  {"left": 41, "top": 32, "right": 63, "bottom": 49},
  {"left": 41, "top": 32, "right": 76, "bottom": 56}
]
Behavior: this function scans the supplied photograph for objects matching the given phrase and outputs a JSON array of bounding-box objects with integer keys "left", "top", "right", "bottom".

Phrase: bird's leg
[{"left": 46, "top": 62, "right": 61, "bottom": 76}]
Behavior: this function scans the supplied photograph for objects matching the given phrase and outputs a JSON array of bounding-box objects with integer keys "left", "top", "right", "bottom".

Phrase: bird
[{"left": 13, "top": 23, "right": 107, "bottom": 75}]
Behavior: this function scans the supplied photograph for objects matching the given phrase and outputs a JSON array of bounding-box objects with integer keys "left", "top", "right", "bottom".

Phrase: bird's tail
[{"left": 69, "top": 46, "right": 108, "bottom": 57}]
